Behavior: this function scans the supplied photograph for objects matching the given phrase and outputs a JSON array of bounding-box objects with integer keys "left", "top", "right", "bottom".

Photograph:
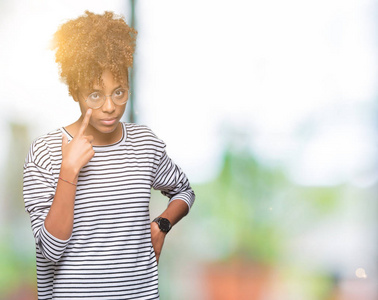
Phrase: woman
[{"left": 23, "top": 11, "right": 195, "bottom": 299}]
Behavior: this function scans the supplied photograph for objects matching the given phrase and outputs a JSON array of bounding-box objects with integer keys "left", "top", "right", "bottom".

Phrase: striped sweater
[{"left": 23, "top": 123, "right": 195, "bottom": 299}]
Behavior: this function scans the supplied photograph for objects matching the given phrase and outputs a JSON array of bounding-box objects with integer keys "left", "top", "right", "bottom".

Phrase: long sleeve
[
  {"left": 152, "top": 146, "right": 195, "bottom": 211},
  {"left": 23, "top": 142, "right": 70, "bottom": 262}
]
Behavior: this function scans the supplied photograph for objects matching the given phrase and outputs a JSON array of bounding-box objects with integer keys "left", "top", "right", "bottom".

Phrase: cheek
[{"left": 117, "top": 104, "right": 127, "bottom": 115}]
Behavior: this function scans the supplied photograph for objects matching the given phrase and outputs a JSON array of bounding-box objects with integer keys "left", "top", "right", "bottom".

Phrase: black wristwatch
[{"left": 153, "top": 217, "right": 172, "bottom": 233}]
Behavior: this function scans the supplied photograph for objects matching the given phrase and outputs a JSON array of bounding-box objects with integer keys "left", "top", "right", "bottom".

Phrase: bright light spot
[{"left": 355, "top": 268, "right": 367, "bottom": 279}]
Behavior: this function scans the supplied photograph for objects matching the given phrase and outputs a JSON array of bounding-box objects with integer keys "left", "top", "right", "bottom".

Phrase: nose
[{"left": 102, "top": 95, "right": 116, "bottom": 113}]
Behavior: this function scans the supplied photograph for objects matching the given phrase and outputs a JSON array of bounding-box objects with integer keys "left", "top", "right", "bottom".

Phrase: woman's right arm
[
  {"left": 44, "top": 109, "right": 94, "bottom": 240},
  {"left": 23, "top": 109, "right": 94, "bottom": 262}
]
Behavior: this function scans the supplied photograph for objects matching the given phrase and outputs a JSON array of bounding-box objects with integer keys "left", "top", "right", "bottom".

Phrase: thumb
[{"left": 62, "top": 134, "right": 68, "bottom": 147}]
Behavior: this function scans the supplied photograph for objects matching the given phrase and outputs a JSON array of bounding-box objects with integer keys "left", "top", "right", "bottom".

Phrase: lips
[{"left": 100, "top": 118, "right": 117, "bottom": 126}]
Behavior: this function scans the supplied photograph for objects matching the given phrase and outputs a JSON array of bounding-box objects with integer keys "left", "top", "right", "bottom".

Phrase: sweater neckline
[{"left": 60, "top": 122, "right": 126, "bottom": 151}]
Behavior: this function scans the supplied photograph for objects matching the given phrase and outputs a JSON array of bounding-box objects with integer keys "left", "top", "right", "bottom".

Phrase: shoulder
[
  {"left": 25, "top": 128, "right": 62, "bottom": 167},
  {"left": 123, "top": 123, "right": 166, "bottom": 149}
]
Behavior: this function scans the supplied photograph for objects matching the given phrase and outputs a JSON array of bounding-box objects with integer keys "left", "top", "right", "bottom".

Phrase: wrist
[
  {"left": 151, "top": 221, "right": 165, "bottom": 235},
  {"left": 60, "top": 162, "right": 80, "bottom": 183},
  {"left": 152, "top": 217, "right": 172, "bottom": 233}
]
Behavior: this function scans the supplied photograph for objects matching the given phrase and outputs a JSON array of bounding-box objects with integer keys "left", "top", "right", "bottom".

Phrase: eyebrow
[{"left": 89, "top": 85, "right": 125, "bottom": 94}]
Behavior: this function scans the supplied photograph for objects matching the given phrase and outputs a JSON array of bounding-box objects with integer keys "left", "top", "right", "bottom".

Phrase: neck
[{"left": 89, "top": 123, "right": 123, "bottom": 146}]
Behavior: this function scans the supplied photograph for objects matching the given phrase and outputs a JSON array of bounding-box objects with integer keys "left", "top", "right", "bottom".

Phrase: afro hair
[{"left": 51, "top": 10, "right": 137, "bottom": 96}]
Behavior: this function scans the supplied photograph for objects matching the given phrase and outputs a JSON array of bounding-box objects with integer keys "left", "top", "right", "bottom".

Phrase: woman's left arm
[{"left": 150, "top": 144, "right": 195, "bottom": 263}]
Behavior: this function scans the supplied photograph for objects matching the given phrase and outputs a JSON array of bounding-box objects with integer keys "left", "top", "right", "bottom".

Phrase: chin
[
  {"left": 91, "top": 122, "right": 120, "bottom": 135},
  {"left": 99, "top": 125, "right": 119, "bottom": 134}
]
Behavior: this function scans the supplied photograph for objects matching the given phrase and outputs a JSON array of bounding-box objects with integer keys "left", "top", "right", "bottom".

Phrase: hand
[
  {"left": 61, "top": 109, "right": 95, "bottom": 178},
  {"left": 150, "top": 221, "right": 166, "bottom": 264}
]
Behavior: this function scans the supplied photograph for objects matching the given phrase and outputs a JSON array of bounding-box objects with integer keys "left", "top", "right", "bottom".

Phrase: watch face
[{"left": 159, "top": 218, "right": 171, "bottom": 232}]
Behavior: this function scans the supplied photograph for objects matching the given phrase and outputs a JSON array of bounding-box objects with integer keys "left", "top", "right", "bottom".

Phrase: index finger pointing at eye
[{"left": 78, "top": 109, "right": 92, "bottom": 136}]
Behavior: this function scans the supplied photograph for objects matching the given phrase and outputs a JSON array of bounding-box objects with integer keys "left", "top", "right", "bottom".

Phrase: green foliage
[
  {"left": 194, "top": 149, "right": 286, "bottom": 264},
  {"left": 193, "top": 147, "right": 342, "bottom": 265},
  {"left": 0, "top": 232, "right": 36, "bottom": 295}
]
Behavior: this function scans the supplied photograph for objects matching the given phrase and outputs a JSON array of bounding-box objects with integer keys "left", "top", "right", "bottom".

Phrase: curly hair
[{"left": 51, "top": 11, "right": 137, "bottom": 96}]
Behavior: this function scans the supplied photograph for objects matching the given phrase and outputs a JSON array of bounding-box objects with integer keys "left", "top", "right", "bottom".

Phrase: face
[{"left": 75, "top": 70, "right": 128, "bottom": 137}]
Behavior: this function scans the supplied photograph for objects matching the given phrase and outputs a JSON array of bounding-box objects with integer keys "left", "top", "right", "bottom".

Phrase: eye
[
  {"left": 113, "top": 88, "right": 126, "bottom": 99},
  {"left": 88, "top": 92, "right": 102, "bottom": 101}
]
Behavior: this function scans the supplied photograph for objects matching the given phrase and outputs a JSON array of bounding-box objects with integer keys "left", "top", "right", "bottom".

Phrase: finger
[
  {"left": 77, "top": 109, "right": 92, "bottom": 136},
  {"left": 62, "top": 134, "right": 68, "bottom": 146}
]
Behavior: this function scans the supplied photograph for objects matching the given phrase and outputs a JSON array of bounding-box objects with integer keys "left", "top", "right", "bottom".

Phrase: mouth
[{"left": 100, "top": 118, "right": 117, "bottom": 126}]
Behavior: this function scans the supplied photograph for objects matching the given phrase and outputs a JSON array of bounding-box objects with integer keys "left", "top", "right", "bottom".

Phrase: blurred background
[{"left": 0, "top": 0, "right": 377, "bottom": 299}]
